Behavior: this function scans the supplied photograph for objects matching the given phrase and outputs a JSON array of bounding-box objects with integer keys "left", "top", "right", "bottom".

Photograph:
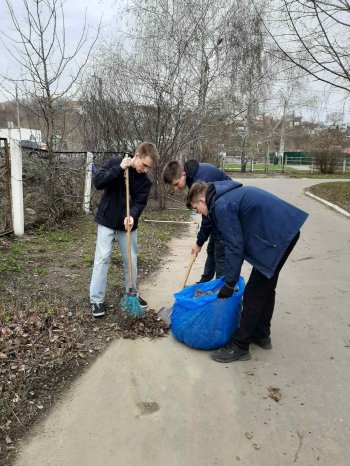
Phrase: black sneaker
[
  {"left": 211, "top": 343, "right": 251, "bottom": 363},
  {"left": 138, "top": 296, "right": 148, "bottom": 309},
  {"left": 252, "top": 337, "right": 272, "bottom": 350},
  {"left": 91, "top": 302, "right": 106, "bottom": 318}
]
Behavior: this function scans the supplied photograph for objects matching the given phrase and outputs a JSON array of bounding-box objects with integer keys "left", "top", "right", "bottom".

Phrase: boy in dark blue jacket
[
  {"left": 186, "top": 181, "right": 308, "bottom": 363},
  {"left": 90, "top": 142, "right": 159, "bottom": 318},
  {"left": 162, "top": 159, "right": 231, "bottom": 282}
]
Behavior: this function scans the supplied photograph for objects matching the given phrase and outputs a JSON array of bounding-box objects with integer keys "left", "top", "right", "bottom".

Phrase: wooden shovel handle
[{"left": 181, "top": 254, "right": 196, "bottom": 289}]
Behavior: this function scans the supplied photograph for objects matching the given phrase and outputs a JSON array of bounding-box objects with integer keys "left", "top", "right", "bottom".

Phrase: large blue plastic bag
[{"left": 171, "top": 276, "right": 245, "bottom": 350}]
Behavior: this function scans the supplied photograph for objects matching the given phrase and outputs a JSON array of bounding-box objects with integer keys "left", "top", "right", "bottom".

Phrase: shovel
[{"left": 158, "top": 253, "right": 196, "bottom": 324}]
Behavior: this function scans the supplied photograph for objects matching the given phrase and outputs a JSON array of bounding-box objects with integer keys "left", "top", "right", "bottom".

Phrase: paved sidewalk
[{"left": 15, "top": 179, "right": 350, "bottom": 466}]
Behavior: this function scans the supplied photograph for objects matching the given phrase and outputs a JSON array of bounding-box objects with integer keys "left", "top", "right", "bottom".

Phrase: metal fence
[
  {"left": 224, "top": 155, "right": 349, "bottom": 173},
  {"left": 21, "top": 149, "right": 88, "bottom": 228},
  {"left": 1, "top": 144, "right": 133, "bottom": 235}
]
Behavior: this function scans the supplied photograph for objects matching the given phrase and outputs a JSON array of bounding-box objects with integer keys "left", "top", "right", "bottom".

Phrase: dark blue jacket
[
  {"left": 206, "top": 181, "right": 308, "bottom": 284},
  {"left": 94, "top": 156, "right": 152, "bottom": 231},
  {"left": 184, "top": 159, "right": 232, "bottom": 245}
]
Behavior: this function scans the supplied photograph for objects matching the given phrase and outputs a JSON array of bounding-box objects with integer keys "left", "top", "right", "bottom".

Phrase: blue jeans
[{"left": 90, "top": 224, "right": 138, "bottom": 304}]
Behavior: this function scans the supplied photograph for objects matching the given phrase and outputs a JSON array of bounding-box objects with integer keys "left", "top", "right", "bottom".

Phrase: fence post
[
  {"left": 83, "top": 151, "right": 93, "bottom": 214},
  {"left": 343, "top": 158, "right": 346, "bottom": 174},
  {"left": 9, "top": 139, "right": 24, "bottom": 236}
]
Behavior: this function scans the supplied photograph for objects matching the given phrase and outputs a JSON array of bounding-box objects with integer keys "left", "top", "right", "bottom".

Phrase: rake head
[{"left": 121, "top": 289, "right": 144, "bottom": 317}]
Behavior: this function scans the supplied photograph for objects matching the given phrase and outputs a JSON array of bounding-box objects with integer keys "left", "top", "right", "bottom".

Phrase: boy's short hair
[
  {"left": 162, "top": 161, "right": 184, "bottom": 184},
  {"left": 137, "top": 142, "right": 159, "bottom": 164},
  {"left": 186, "top": 182, "right": 208, "bottom": 209}
]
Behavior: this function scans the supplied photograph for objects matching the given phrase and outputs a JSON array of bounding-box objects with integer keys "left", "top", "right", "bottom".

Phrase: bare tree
[
  {"left": 82, "top": 0, "right": 271, "bottom": 204},
  {"left": 264, "top": 0, "right": 350, "bottom": 93},
  {"left": 311, "top": 128, "right": 344, "bottom": 173},
  {"left": 227, "top": 4, "right": 269, "bottom": 171},
  {"left": 0, "top": 0, "right": 100, "bottom": 219},
  {"left": 1, "top": 0, "right": 99, "bottom": 155}
]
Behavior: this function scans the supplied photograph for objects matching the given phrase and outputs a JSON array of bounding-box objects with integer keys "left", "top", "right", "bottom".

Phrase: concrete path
[{"left": 15, "top": 179, "right": 350, "bottom": 466}]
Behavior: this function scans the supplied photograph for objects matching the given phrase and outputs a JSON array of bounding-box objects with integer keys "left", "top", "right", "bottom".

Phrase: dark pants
[
  {"left": 232, "top": 232, "right": 300, "bottom": 351},
  {"left": 200, "top": 229, "right": 226, "bottom": 282}
]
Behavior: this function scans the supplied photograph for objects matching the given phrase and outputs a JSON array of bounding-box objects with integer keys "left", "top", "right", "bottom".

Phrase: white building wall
[{"left": 0, "top": 127, "right": 42, "bottom": 144}]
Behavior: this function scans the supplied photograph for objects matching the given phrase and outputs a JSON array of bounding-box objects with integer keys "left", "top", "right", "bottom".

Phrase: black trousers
[
  {"left": 232, "top": 232, "right": 300, "bottom": 351},
  {"left": 200, "top": 228, "right": 226, "bottom": 282}
]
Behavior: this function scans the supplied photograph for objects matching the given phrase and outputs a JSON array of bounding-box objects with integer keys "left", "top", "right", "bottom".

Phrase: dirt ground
[
  {"left": 0, "top": 205, "right": 189, "bottom": 464},
  {"left": 0, "top": 177, "right": 348, "bottom": 464},
  {"left": 11, "top": 178, "right": 350, "bottom": 466}
]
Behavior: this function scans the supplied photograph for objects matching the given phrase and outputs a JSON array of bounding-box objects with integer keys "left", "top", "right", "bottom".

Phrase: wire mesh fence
[
  {"left": 0, "top": 139, "right": 12, "bottom": 235},
  {"left": 22, "top": 149, "right": 87, "bottom": 228},
  {"left": 1, "top": 147, "right": 134, "bottom": 233}
]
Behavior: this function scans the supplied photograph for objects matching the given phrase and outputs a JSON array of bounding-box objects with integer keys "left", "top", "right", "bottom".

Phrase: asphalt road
[{"left": 15, "top": 178, "right": 350, "bottom": 466}]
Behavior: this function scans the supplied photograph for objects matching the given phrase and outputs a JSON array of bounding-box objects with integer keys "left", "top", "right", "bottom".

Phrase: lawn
[{"left": 307, "top": 181, "right": 350, "bottom": 213}]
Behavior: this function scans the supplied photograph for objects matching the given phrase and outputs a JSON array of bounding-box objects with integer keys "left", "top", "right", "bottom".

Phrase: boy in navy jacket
[
  {"left": 162, "top": 159, "right": 231, "bottom": 282},
  {"left": 90, "top": 142, "right": 159, "bottom": 318},
  {"left": 186, "top": 181, "right": 308, "bottom": 363}
]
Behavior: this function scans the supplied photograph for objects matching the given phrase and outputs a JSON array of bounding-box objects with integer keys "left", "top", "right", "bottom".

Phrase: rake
[{"left": 121, "top": 166, "right": 144, "bottom": 317}]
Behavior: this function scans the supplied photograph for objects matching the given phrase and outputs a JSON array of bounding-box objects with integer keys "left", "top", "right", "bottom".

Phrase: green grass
[
  {"left": 224, "top": 163, "right": 290, "bottom": 171},
  {"left": 289, "top": 171, "right": 350, "bottom": 179},
  {"left": 0, "top": 208, "right": 192, "bottom": 306},
  {"left": 224, "top": 163, "right": 350, "bottom": 179},
  {"left": 308, "top": 182, "right": 350, "bottom": 213},
  {"left": 32, "top": 267, "right": 48, "bottom": 275},
  {"left": 0, "top": 243, "right": 24, "bottom": 272}
]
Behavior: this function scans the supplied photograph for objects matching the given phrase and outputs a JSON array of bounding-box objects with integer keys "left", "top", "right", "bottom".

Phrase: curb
[{"left": 305, "top": 191, "right": 350, "bottom": 218}]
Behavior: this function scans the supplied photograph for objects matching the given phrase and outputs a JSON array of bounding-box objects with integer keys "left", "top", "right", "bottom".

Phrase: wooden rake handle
[
  {"left": 125, "top": 167, "right": 133, "bottom": 290},
  {"left": 180, "top": 254, "right": 196, "bottom": 289}
]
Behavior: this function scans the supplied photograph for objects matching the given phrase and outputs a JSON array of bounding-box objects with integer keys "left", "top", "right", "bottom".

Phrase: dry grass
[{"left": 308, "top": 182, "right": 350, "bottom": 213}]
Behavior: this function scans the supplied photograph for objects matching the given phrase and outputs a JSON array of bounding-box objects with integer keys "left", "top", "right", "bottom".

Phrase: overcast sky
[
  {"left": 0, "top": 0, "right": 349, "bottom": 123},
  {"left": 0, "top": 0, "right": 121, "bottom": 99}
]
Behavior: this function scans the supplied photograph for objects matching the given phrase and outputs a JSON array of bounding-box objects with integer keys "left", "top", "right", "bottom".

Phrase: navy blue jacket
[
  {"left": 206, "top": 181, "right": 308, "bottom": 284},
  {"left": 94, "top": 156, "right": 152, "bottom": 231},
  {"left": 184, "top": 159, "right": 232, "bottom": 245}
]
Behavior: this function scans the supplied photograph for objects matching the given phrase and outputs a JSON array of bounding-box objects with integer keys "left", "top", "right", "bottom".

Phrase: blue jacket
[
  {"left": 184, "top": 160, "right": 231, "bottom": 187},
  {"left": 184, "top": 159, "right": 233, "bottom": 245},
  {"left": 206, "top": 181, "right": 308, "bottom": 284}
]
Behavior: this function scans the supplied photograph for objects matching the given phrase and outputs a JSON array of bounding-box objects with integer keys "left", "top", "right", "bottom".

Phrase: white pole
[
  {"left": 9, "top": 139, "right": 24, "bottom": 236},
  {"left": 343, "top": 157, "right": 346, "bottom": 174},
  {"left": 83, "top": 151, "right": 93, "bottom": 213}
]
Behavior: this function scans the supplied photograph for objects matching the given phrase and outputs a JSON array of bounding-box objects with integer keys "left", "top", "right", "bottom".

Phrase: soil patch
[{"left": 0, "top": 204, "right": 188, "bottom": 465}]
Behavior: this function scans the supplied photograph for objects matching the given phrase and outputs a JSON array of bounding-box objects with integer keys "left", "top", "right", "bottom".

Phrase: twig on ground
[{"left": 293, "top": 430, "right": 304, "bottom": 463}]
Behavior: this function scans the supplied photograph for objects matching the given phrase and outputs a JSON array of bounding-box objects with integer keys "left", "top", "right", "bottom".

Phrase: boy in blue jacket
[
  {"left": 186, "top": 181, "right": 308, "bottom": 363},
  {"left": 90, "top": 142, "right": 159, "bottom": 318},
  {"left": 162, "top": 159, "right": 231, "bottom": 282}
]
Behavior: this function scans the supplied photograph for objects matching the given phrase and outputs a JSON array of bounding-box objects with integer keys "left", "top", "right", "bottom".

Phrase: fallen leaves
[
  {"left": 122, "top": 310, "right": 169, "bottom": 340},
  {"left": 1, "top": 303, "right": 93, "bottom": 447},
  {"left": 193, "top": 289, "right": 215, "bottom": 298},
  {"left": 244, "top": 432, "right": 262, "bottom": 451},
  {"left": 267, "top": 386, "right": 281, "bottom": 402},
  {"left": 0, "top": 301, "right": 169, "bottom": 462}
]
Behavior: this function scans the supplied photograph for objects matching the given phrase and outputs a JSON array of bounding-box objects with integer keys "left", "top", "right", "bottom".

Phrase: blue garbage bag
[{"left": 171, "top": 276, "right": 245, "bottom": 350}]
